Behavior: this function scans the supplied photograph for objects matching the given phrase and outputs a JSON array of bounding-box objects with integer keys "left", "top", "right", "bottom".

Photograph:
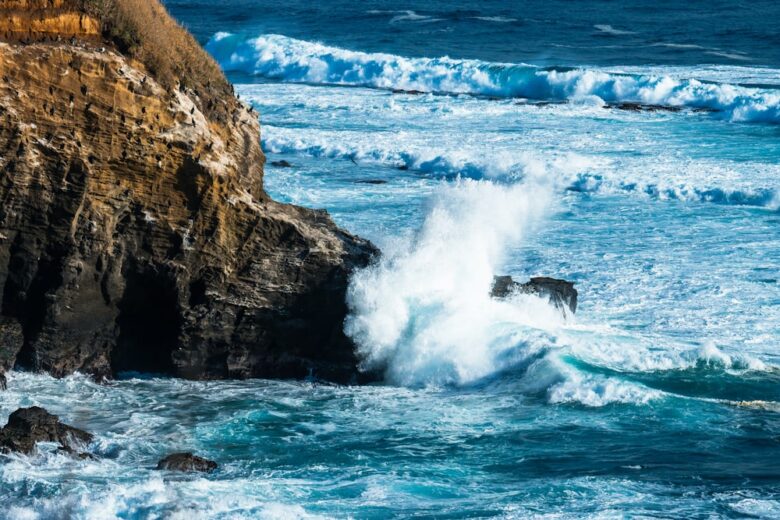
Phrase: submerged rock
[
  {"left": 391, "top": 88, "right": 425, "bottom": 95},
  {"left": 356, "top": 179, "right": 388, "bottom": 185},
  {"left": 609, "top": 102, "right": 682, "bottom": 113},
  {"left": 0, "top": 1, "right": 377, "bottom": 383},
  {"left": 156, "top": 452, "right": 218, "bottom": 472},
  {"left": 491, "top": 276, "right": 578, "bottom": 314},
  {"left": 0, "top": 407, "right": 93, "bottom": 455},
  {"left": 271, "top": 160, "right": 293, "bottom": 167}
]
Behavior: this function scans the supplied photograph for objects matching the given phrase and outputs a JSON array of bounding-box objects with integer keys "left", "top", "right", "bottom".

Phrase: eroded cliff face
[
  {"left": 0, "top": 2, "right": 377, "bottom": 384},
  {"left": 0, "top": 1, "right": 101, "bottom": 43}
]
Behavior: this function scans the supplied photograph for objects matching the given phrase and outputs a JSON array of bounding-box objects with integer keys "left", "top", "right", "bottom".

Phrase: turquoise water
[{"left": 2, "top": 1, "right": 780, "bottom": 518}]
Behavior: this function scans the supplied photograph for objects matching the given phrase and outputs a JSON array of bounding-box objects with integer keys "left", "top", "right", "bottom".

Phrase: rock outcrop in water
[
  {"left": 491, "top": 276, "right": 578, "bottom": 315},
  {"left": 156, "top": 452, "right": 218, "bottom": 472},
  {"left": 0, "top": 406, "right": 92, "bottom": 455},
  {"left": 0, "top": 0, "right": 376, "bottom": 385}
]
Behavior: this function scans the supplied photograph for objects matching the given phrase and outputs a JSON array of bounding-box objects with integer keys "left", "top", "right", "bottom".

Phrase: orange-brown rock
[{"left": 0, "top": 0, "right": 377, "bottom": 385}]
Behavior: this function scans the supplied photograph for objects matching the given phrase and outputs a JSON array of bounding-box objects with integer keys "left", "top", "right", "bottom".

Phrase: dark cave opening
[
  {"left": 2, "top": 235, "right": 67, "bottom": 371},
  {"left": 112, "top": 266, "right": 181, "bottom": 375}
]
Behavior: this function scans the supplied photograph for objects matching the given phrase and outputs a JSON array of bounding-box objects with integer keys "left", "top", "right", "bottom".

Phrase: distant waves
[
  {"left": 208, "top": 33, "right": 780, "bottom": 124},
  {"left": 257, "top": 123, "right": 780, "bottom": 211}
]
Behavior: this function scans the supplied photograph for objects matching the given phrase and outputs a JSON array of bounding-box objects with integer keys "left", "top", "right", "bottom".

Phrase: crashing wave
[
  {"left": 208, "top": 33, "right": 780, "bottom": 123},
  {"left": 341, "top": 175, "right": 776, "bottom": 404},
  {"left": 345, "top": 178, "right": 559, "bottom": 387}
]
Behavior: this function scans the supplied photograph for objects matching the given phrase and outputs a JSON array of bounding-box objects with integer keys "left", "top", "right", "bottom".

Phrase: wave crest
[{"left": 208, "top": 33, "right": 780, "bottom": 123}]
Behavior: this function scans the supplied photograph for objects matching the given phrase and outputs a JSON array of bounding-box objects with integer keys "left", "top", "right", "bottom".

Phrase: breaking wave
[
  {"left": 341, "top": 175, "right": 660, "bottom": 406},
  {"left": 345, "top": 178, "right": 560, "bottom": 388},
  {"left": 208, "top": 33, "right": 780, "bottom": 123},
  {"left": 343, "top": 174, "right": 776, "bottom": 405},
  {"left": 263, "top": 129, "right": 780, "bottom": 210}
]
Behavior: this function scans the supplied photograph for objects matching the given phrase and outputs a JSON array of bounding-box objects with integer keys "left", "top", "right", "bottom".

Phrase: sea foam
[
  {"left": 345, "top": 176, "right": 558, "bottom": 387},
  {"left": 260, "top": 124, "right": 779, "bottom": 210},
  {"left": 209, "top": 33, "right": 780, "bottom": 123},
  {"left": 343, "top": 175, "right": 667, "bottom": 407}
]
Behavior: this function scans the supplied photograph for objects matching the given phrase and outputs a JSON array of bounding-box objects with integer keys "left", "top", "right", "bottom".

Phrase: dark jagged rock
[
  {"left": 391, "top": 88, "right": 425, "bottom": 95},
  {"left": 156, "top": 452, "right": 217, "bottom": 472},
  {"left": 490, "top": 276, "right": 519, "bottom": 299},
  {"left": 0, "top": 317, "right": 23, "bottom": 390},
  {"left": 356, "top": 179, "right": 388, "bottom": 185},
  {"left": 491, "top": 276, "right": 578, "bottom": 314},
  {"left": 270, "top": 160, "right": 293, "bottom": 168},
  {"left": 608, "top": 102, "right": 682, "bottom": 113},
  {"left": 0, "top": 406, "right": 93, "bottom": 455},
  {"left": 611, "top": 102, "right": 718, "bottom": 114},
  {"left": 0, "top": 1, "right": 378, "bottom": 384}
]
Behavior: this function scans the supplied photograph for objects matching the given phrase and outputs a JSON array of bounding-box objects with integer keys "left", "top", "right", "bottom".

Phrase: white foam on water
[
  {"left": 727, "top": 497, "right": 780, "bottom": 519},
  {"left": 562, "top": 329, "right": 775, "bottom": 375},
  {"left": 473, "top": 16, "right": 517, "bottom": 23},
  {"left": 389, "top": 11, "right": 442, "bottom": 25},
  {"left": 239, "top": 82, "right": 780, "bottom": 210},
  {"left": 594, "top": 24, "right": 637, "bottom": 36},
  {"left": 209, "top": 33, "right": 780, "bottom": 123},
  {"left": 547, "top": 374, "right": 662, "bottom": 407},
  {"left": 259, "top": 124, "right": 780, "bottom": 209},
  {"left": 342, "top": 167, "right": 668, "bottom": 406},
  {"left": 345, "top": 174, "right": 561, "bottom": 387}
]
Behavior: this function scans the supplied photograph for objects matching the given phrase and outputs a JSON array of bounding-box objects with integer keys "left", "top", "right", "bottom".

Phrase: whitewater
[
  {"left": 3, "top": 0, "right": 780, "bottom": 518},
  {"left": 209, "top": 33, "right": 780, "bottom": 124}
]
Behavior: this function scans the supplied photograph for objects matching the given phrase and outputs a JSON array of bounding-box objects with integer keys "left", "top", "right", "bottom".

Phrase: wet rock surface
[
  {"left": 156, "top": 452, "right": 218, "bottom": 472},
  {"left": 355, "top": 179, "right": 388, "bottom": 185},
  {"left": 0, "top": 406, "right": 92, "bottom": 455},
  {"left": 0, "top": 1, "right": 378, "bottom": 384},
  {"left": 270, "top": 160, "right": 293, "bottom": 167},
  {"left": 491, "top": 276, "right": 578, "bottom": 315}
]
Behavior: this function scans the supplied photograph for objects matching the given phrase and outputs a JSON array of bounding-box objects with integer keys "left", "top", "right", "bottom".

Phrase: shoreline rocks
[
  {"left": 491, "top": 276, "right": 578, "bottom": 315},
  {"left": 0, "top": 407, "right": 92, "bottom": 455},
  {"left": 270, "top": 160, "right": 293, "bottom": 167},
  {"left": 156, "top": 452, "right": 218, "bottom": 472},
  {"left": 355, "top": 179, "right": 388, "bottom": 185}
]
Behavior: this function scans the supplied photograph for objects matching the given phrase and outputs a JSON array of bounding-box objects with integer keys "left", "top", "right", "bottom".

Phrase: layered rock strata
[{"left": 0, "top": 0, "right": 377, "bottom": 385}]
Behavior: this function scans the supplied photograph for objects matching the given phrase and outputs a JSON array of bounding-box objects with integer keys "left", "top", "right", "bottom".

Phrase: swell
[
  {"left": 564, "top": 344, "right": 780, "bottom": 403},
  {"left": 207, "top": 33, "right": 780, "bottom": 124}
]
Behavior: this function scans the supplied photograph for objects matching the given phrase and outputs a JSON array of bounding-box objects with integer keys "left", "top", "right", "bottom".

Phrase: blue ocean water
[{"left": 3, "top": 1, "right": 780, "bottom": 518}]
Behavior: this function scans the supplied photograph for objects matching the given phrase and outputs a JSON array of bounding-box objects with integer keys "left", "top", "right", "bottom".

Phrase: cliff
[{"left": 0, "top": 0, "right": 377, "bottom": 385}]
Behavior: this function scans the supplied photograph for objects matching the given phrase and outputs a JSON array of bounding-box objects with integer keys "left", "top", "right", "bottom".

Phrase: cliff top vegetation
[{"left": 0, "top": 0, "right": 236, "bottom": 122}]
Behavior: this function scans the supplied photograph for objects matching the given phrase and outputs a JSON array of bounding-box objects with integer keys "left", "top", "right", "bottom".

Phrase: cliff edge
[{"left": 0, "top": 0, "right": 377, "bottom": 384}]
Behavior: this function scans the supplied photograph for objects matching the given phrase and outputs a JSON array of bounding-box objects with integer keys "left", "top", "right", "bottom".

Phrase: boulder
[
  {"left": 156, "top": 452, "right": 218, "bottom": 472},
  {"left": 491, "top": 276, "right": 578, "bottom": 314},
  {"left": 0, "top": 406, "right": 93, "bottom": 455}
]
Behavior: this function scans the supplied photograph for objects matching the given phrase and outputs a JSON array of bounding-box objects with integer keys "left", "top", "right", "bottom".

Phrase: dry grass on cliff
[
  {"left": 0, "top": 0, "right": 237, "bottom": 122},
  {"left": 80, "top": 0, "right": 231, "bottom": 97}
]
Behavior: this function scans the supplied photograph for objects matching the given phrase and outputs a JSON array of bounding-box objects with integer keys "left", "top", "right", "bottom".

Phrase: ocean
[{"left": 2, "top": 1, "right": 780, "bottom": 517}]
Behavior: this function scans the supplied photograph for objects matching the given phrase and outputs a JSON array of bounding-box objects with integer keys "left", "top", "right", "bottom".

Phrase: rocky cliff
[{"left": 0, "top": 0, "right": 377, "bottom": 385}]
